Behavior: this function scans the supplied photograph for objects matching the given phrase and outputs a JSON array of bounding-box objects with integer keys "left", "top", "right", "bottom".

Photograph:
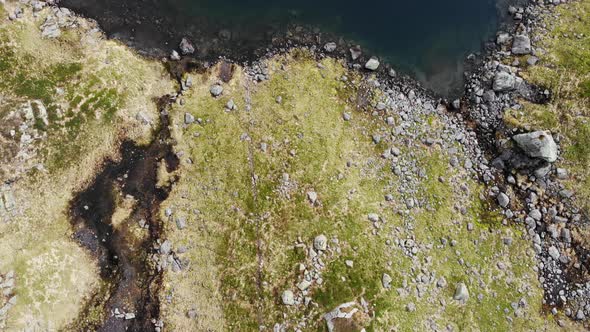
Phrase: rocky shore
[{"left": 0, "top": 0, "right": 588, "bottom": 330}]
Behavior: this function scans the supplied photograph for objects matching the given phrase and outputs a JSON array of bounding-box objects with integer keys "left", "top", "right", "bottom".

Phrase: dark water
[{"left": 61, "top": 0, "right": 503, "bottom": 94}]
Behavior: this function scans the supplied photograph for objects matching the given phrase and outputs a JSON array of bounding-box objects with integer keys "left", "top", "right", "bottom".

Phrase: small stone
[
  {"left": 342, "top": 112, "right": 351, "bottom": 121},
  {"left": 324, "top": 42, "right": 337, "bottom": 52},
  {"left": 170, "top": 50, "right": 180, "bottom": 61},
  {"left": 367, "top": 213, "right": 379, "bottom": 222},
  {"left": 125, "top": 313, "right": 136, "bottom": 320},
  {"left": 176, "top": 217, "right": 187, "bottom": 230},
  {"left": 314, "top": 234, "right": 328, "bottom": 251},
  {"left": 297, "top": 280, "right": 312, "bottom": 291},
  {"left": 382, "top": 273, "right": 392, "bottom": 288},
  {"left": 307, "top": 191, "right": 318, "bottom": 204},
  {"left": 497, "top": 193, "right": 510, "bottom": 208},
  {"left": 210, "top": 84, "right": 223, "bottom": 97},
  {"left": 345, "top": 260, "right": 354, "bottom": 268},
  {"left": 281, "top": 290, "right": 295, "bottom": 305},
  {"left": 548, "top": 246, "right": 560, "bottom": 260},
  {"left": 184, "top": 113, "right": 195, "bottom": 124},
  {"left": 453, "top": 283, "right": 469, "bottom": 302},
  {"left": 406, "top": 302, "right": 416, "bottom": 312}
]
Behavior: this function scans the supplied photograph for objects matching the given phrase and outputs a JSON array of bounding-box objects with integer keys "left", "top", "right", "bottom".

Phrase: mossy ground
[
  {"left": 0, "top": 3, "right": 172, "bottom": 330},
  {"left": 505, "top": 0, "right": 590, "bottom": 212},
  {"left": 162, "top": 53, "right": 558, "bottom": 331}
]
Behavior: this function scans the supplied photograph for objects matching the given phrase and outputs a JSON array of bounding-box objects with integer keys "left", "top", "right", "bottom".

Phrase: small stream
[{"left": 68, "top": 95, "right": 179, "bottom": 331}]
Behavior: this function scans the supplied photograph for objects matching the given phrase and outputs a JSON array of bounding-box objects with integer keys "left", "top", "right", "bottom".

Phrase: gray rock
[
  {"left": 367, "top": 213, "right": 379, "bottom": 222},
  {"left": 365, "top": 57, "right": 380, "bottom": 71},
  {"left": 176, "top": 217, "right": 187, "bottom": 230},
  {"left": 453, "top": 282, "right": 469, "bottom": 302},
  {"left": 497, "top": 192, "right": 510, "bottom": 208},
  {"left": 297, "top": 280, "right": 312, "bottom": 291},
  {"left": 307, "top": 191, "right": 318, "bottom": 204},
  {"left": 160, "top": 240, "right": 172, "bottom": 255},
  {"left": 210, "top": 84, "right": 223, "bottom": 97},
  {"left": 184, "top": 113, "right": 195, "bottom": 124},
  {"left": 513, "top": 131, "right": 558, "bottom": 162},
  {"left": 342, "top": 112, "right": 351, "bottom": 121},
  {"left": 512, "top": 35, "right": 532, "bottom": 55},
  {"left": 281, "top": 290, "right": 295, "bottom": 305},
  {"left": 382, "top": 273, "right": 392, "bottom": 288},
  {"left": 179, "top": 37, "right": 195, "bottom": 55},
  {"left": 548, "top": 246, "right": 560, "bottom": 260},
  {"left": 314, "top": 234, "right": 328, "bottom": 251},
  {"left": 349, "top": 45, "right": 362, "bottom": 60},
  {"left": 324, "top": 42, "right": 337, "bottom": 52},
  {"left": 170, "top": 50, "right": 181, "bottom": 61},
  {"left": 493, "top": 72, "right": 516, "bottom": 92}
]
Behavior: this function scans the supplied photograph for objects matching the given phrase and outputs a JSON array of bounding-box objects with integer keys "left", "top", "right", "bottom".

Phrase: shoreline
[{"left": 1, "top": 0, "right": 589, "bottom": 329}]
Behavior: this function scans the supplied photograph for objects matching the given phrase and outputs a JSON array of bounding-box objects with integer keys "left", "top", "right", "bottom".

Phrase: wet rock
[
  {"left": 513, "top": 131, "right": 558, "bottom": 162},
  {"left": 170, "top": 50, "right": 180, "bottom": 61},
  {"left": 179, "top": 37, "right": 195, "bottom": 55},
  {"left": 512, "top": 35, "right": 532, "bottom": 55},
  {"left": 365, "top": 57, "right": 380, "bottom": 71},
  {"left": 349, "top": 45, "right": 362, "bottom": 60},
  {"left": 323, "top": 42, "right": 337, "bottom": 52}
]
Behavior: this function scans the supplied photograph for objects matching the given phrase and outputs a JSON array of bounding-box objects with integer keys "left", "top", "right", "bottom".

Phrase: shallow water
[{"left": 61, "top": 0, "right": 500, "bottom": 94}]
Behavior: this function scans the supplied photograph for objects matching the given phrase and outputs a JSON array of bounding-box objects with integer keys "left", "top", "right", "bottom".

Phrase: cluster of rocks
[
  {"left": 276, "top": 234, "right": 359, "bottom": 330},
  {"left": 0, "top": 100, "right": 49, "bottom": 183},
  {"left": 464, "top": 0, "right": 590, "bottom": 323},
  {"left": 0, "top": 271, "right": 16, "bottom": 330},
  {"left": 40, "top": 6, "right": 78, "bottom": 38},
  {"left": 111, "top": 307, "right": 136, "bottom": 320}
]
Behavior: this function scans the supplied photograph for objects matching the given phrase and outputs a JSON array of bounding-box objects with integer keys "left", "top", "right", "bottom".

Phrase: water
[{"left": 61, "top": 0, "right": 501, "bottom": 94}]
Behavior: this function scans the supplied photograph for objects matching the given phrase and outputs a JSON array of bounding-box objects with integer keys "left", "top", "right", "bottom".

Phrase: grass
[
  {"left": 161, "top": 54, "right": 557, "bottom": 331},
  {"left": 0, "top": 5, "right": 172, "bottom": 330},
  {"left": 508, "top": 0, "right": 590, "bottom": 211}
]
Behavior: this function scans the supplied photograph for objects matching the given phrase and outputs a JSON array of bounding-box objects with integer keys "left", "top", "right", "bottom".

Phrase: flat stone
[
  {"left": 513, "top": 131, "right": 558, "bottom": 162},
  {"left": 512, "top": 35, "right": 532, "bottom": 55}
]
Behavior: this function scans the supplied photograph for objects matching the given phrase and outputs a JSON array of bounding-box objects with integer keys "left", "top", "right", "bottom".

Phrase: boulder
[
  {"left": 493, "top": 71, "right": 516, "bottom": 92},
  {"left": 512, "top": 35, "right": 532, "bottom": 55},
  {"left": 324, "top": 42, "right": 337, "bottom": 52},
  {"left": 349, "top": 45, "right": 362, "bottom": 60},
  {"left": 365, "top": 57, "right": 380, "bottom": 71},
  {"left": 513, "top": 131, "right": 558, "bottom": 162},
  {"left": 179, "top": 37, "right": 195, "bottom": 55}
]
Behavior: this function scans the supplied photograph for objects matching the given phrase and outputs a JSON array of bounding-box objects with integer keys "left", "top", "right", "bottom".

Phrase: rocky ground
[{"left": 0, "top": 0, "right": 588, "bottom": 331}]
